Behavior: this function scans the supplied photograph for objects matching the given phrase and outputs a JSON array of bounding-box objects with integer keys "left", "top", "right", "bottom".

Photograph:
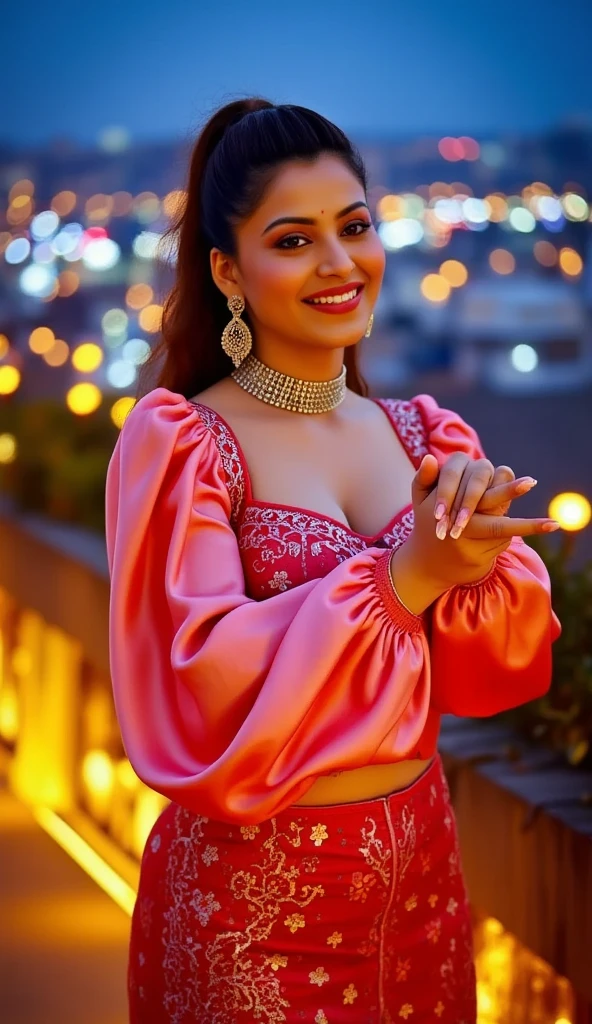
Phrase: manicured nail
[
  {"left": 541, "top": 521, "right": 561, "bottom": 532},
  {"left": 434, "top": 502, "right": 447, "bottom": 521},
  {"left": 450, "top": 509, "right": 470, "bottom": 540},
  {"left": 436, "top": 516, "right": 449, "bottom": 540},
  {"left": 515, "top": 477, "right": 537, "bottom": 494}
]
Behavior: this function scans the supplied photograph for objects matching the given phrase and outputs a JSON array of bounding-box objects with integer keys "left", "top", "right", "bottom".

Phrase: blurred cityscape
[{"left": 1, "top": 119, "right": 591, "bottom": 556}]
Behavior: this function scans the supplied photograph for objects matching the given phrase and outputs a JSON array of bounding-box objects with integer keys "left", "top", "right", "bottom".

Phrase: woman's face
[{"left": 212, "top": 153, "right": 386, "bottom": 355}]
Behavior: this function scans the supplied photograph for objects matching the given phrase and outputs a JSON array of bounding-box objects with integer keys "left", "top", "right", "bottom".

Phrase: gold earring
[
  {"left": 364, "top": 312, "right": 374, "bottom": 338},
  {"left": 221, "top": 294, "right": 252, "bottom": 367}
]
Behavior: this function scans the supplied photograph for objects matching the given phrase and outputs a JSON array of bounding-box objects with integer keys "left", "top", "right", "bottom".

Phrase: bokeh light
[
  {"left": 66, "top": 383, "right": 103, "bottom": 415},
  {"left": 29, "top": 327, "right": 55, "bottom": 355},
  {"left": 0, "top": 366, "right": 21, "bottom": 395},
  {"left": 548, "top": 493, "right": 591, "bottom": 532},
  {"left": 558, "top": 248, "right": 583, "bottom": 277},
  {"left": 72, "top": 343, "right": 104, "bottom": 373},
  {"left": 110, "top": 397, "right": 136, "bottom": 429},
  {"left": 0, "top": 434, "right": 17, "bottom": 464},
  {"left": 420, "top": 274, "right": 452, "bottom": 303},
  {"left": 439, "top": 260, "right": 468, "bottom": 287},
  {"left": 489, "top": 249, "right": 516, "bottom": 275}
]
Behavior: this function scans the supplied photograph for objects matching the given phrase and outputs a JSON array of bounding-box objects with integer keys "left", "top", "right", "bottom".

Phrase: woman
[{"left": 106, "top": 98, "right": 561, "bottom": 1023}]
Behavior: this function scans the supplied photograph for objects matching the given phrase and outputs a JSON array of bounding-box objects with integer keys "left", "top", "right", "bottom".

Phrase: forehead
[{"left": 254, "top": 154, "right": 364, "bottom": 218}]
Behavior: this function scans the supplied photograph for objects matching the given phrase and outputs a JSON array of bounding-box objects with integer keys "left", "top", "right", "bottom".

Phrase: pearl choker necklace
[{"left": 231, "top": 352, "right": 347, "bottom": 414}]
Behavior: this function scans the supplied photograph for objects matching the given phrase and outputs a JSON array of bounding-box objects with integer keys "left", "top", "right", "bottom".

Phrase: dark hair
[{"left": 136, "top": 97, "right": 371, "bottom": 401}]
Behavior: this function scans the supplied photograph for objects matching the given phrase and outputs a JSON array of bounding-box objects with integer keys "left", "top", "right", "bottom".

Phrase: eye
[{"left": 275, "top": 219, "right": 373, "bottom": 250}]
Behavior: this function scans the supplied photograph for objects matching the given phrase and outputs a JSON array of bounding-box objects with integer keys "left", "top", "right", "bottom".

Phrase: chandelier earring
[
  {"left": 221, "top": 294, "right": 253, "bottom": 367},
  {"left": 364, "top": 312, "right": 374, "bottom": 338}
]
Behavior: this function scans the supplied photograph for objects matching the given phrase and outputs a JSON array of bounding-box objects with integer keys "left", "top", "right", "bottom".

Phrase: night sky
[{"left": 2, "top": 0, "right": 592, "bottom": 146}]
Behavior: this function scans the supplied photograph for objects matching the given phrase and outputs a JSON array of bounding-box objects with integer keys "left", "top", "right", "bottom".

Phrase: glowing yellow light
[
  {"left": 44, "top": 339, "right": 70, "bottom": 367},
  {"left": 9, "top": 179, "right": 34, "bottom": 202},
  {"left": 0, "top": 683, "right": 18, "bottom": 742},
  {"left": 10, "top": 194, "right": 31, "bottom": 210},
  {"left": 125, "top": 282, "right": 153, "bottom": 309},
  {"left": 139, "top": 303, "right": 163, "bottom": 333},
  {"left": 82, "top": 749, "right": 114, "bottom": 797},
  {"left": 420, "top": 274, "right": 451, "bottom": 303},
  {"left": 29, "top": 325, "right": 55, "bottom": 354},
  {"left": 51, "top": 190, "right": 77, "bottom": 217},
  {"left": 33, "top": 806, "right": 136, "bottom": 916},
  {"left": 132, "top": 788, "right": 167, "bottom": 859},
  {"left": 548, "top": 492, "right": 591, "bottom": 532},
  {"left": 0, "top": 433, "right": 17, "bottom": 464},
  {"left": 66, "top": 382, "right": 102, "bottom": 415},
  {"left": 489, "top": 249, "right": 515, "bottom": 275},
  {"left": 116, "top": 758, "right": 140, "bottom": 791},
  {"left": 110, "top": 396, "right": 136, "bottom": 429},
  {"left": 555, "top": 1017, "right": 573, "bottom": 1024},
  {"left": 558, "top": 247, "right": 583, "bottom": 277},
  {"left": 12, "top": 646, "right": 32, "bottom": 676},
  {"left": 71, "top": 342, "right": 103, "bottom": 373},
  {"left": 0, "top": 366, "right": 21, "bottom": 395},
  {"left": 439, "top": 259, "right": 468, "bottom": 287},
  {"left": 0, "top": 334, "right": 10, "bottom": 359}
]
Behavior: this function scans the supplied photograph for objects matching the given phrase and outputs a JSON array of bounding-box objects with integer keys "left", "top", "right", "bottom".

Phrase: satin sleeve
[
  {"left": 414, "top": 394, "right": 561, "bottom": 717},
  {"left": 105, "top": 388, "right": 432, "bottom": 823}
]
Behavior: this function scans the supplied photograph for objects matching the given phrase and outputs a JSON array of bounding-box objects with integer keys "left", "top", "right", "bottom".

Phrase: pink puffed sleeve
[
  {"left": 414, "top": 394, "right": 561, "bottom": 717},
  {"left": 105, "top": 388, "right": 432, "bottom": 823}
]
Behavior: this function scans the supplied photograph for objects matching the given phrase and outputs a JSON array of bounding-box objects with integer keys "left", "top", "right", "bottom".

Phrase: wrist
[{"left": 389, "top": 541, "right": 449, "bottom": 616}]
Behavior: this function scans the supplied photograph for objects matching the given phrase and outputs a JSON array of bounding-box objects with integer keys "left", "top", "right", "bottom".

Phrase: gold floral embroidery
[
  {"left": 239, "top": 824, "right": 260, "bottom": 840},
  {"left": 426, "top": 918, "right": 442, "bottom": 944},
  {"left": 395, "top": 957, "right": 411, "bottom": 982},
  {"left": 265, "top": 954, "right": 288, "bottom": 971},
  {"left": 404, "top": 893, "right": 418, "bottom": 912},
  {"left": 269, "top": 570, "right": 291, "bottom": 592},
  {"left": 434, "top": 1002, "right": 445, "bottom": 1018},
  {"left": 326, "top": 931, "right": 343, "bottom": 948},
  {"left": 343, "top": 983, "right": 358, "bottom": 1005},
  {"left": 428, "top": 893, "right": 439, "bottom": 908},
  {"left": 315, "top": 1012, "right": 328, "bottom": 1024},
  {"left": 399, "top": 1005, "right": 414, "bottom": 1020},
  {"left": 310, "top": 823, "right": 329, "bottom": 846},
  {"left": 359, "top": 816, "right": 392, "bottom": 886},
  {"left": 284, "top": 913, "right": 305, "bottom": 934},
  {"left": 447, "top": 897, "right": 459, "bottom": 916},
  {"left": 349, "top": 871, "right": 377, "bottom": 902},
  {"left": 309, "top": 966, "right": 330, "bottom": 987},
  {"left": 301, "top": 855, "right": 320, "bottom": 873}
]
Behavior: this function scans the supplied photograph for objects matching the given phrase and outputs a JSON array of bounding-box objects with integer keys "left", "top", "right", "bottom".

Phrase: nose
[{"left": 317, "top": 237, "right": 356, "bottom": 279}]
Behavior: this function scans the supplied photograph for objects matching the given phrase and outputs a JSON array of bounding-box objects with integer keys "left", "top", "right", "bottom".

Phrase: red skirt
[{"left": 129, "top": 755, "right": 477, "bottom": 1023}]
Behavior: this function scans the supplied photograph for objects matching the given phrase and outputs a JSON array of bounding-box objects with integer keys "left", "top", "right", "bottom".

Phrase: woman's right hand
[{"left": 389, "top": 454, "right": 560, "bottom": 613}]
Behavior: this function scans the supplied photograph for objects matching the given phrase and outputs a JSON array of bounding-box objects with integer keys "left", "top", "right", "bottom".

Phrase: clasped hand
[{"left": 406, "top": 453, "right": 560, "bottom": 590}]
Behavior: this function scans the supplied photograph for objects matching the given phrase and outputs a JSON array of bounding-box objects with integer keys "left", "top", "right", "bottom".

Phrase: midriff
[{"left": 293, "top": 758, "right": 434, "bottom": 806}]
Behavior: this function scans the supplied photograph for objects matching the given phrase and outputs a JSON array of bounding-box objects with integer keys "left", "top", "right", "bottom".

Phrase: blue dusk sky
[{"left": 2, "top": 0, "right": 591, "bottom": 147}]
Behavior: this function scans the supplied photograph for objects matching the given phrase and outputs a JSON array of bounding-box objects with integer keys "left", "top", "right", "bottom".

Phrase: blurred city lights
[
  {"left": 533, "top": 240, "right": 558, "bottom": 267},
  {"left": 378, "top": 219, "right": 424, "bottom": 250},
  {"left": 51, "top": 190, "right": 77, "bottom": 217},
  {"left": 559, "top": 248, "right": 583, "bottom": 277},
  {"left": 72, "top": 343, "right": 104, "bottom": 373},
  {"left": 5, "top": 238, "right": 31, "bottom": 264},
  {"left": 31, "top": 210, "right": 60, "bottom": 240},
  {"left": 440, "top": 259, "right": 468, "bottom": 287},
  {"left": 125, "top": 283, "right": 153, "bottom": 309},
  {"left": 421, "top": 274, "right": 451, "bottom": 303},
  {"left": 106, "top": 360, "right": 137, "bottom": 388},
  {"left": 110, "top": 397, "right": 136, "bottom": 429},
  {"left": 509, "top": 207, "right": 536, "bottom": 233},
  {"left": 548, "top": 493, "right": 591, "bottom": 532},
  {"left": 19, "top": 264, "right": 56, "bottom": 298},
  {"left": 0, "top": 434, "right": 17, "bottom": 464},
  {"left": 29, "top": 326, "right": 55, "bottom": 354},
  {"left": 0, "top": 366, "right": 21, "bottom": 395},
  {"left": 82, "top": 237, "right": 121, "bottom": 271},
  {"left": 489, "top": 249, "right": 516, "bottom": 275},
  {"left": 0, "top": 335, "right": 10, "bottom": 359},
  {"left": 511, "top": 345, "right": 538, "bottom": 373},
  {"left": 138, "top": 303, "right": 163, "bottom": 333},
  {"left": 133, "top": 231, "right": 162, "bottom": 260},
  {"left": 102, "top": 309, "right": 129, "bottom": 336},
  {"left": 43, "top": 340, "right": 70, "bottom": 367},
  {"left": 562, "top": 193, "right": 588, "bottom": 221},
  {"left": 122, "top": 339, "right": 151, "bottom": 365},
  {"left": 66, "top": 383, "right": 102, "bottom": 415}
]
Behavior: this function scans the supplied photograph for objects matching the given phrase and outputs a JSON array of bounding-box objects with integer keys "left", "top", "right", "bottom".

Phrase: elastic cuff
[{"left": 374, "top": 550, "right": 425, "bottom": 634}]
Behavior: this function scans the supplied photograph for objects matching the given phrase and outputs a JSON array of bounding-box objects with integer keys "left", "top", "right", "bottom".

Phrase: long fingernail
[
  {"left": 450, "top": 508, "right": 470, "bottom": 539},
  {"left": 436, "top": 516, "right": 449, "bottom": 540},
  {"left": 434, "top": 502, "right": 446, "bottom": 521},
  {"left": 515, "top": 477, "right": 537, "bottom": 494},
  {"left": 541, "top": 521, "right": 561, "bottom": 532}
]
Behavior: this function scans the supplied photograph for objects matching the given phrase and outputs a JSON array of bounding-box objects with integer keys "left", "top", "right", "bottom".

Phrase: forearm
[{"left": 389, "top": 540, "right": 499, "bottom": 616}]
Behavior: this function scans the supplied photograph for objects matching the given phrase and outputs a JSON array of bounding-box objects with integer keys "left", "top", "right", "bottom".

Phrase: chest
[{"left": 192, "top": 398, "right": 428, "bottom": 599}]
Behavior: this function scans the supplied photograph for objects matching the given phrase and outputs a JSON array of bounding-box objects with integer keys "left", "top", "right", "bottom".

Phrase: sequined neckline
[{"left": 187, "top": 396, "right": 423, "bottom": 542}]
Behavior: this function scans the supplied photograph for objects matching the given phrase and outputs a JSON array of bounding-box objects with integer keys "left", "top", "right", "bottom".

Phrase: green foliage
[
  {"left": 0, "top": 397, "right": 119, "bottom": 534},
  {"left": 497, "top": 534, "right": 592, "bottom": 769}
]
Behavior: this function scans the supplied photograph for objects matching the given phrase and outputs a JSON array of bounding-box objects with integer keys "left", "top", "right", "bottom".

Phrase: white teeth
[{"left": 308, "top": 288, "right": 359, "bottom": 305}]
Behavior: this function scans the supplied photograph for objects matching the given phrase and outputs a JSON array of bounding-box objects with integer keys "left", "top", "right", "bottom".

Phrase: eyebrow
[{"left": 261, "top": 201, "right": 369, "bottom": 236}]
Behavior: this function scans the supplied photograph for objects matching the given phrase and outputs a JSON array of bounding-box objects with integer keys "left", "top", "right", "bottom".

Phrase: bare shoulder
[{"left": 188, "top": 376, "right": 240, "bottom": 416}]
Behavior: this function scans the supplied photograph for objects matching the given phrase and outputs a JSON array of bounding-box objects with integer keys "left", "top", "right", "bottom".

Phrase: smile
[{"left": 302, "top": 285, "right": 364, "bottom": 314}]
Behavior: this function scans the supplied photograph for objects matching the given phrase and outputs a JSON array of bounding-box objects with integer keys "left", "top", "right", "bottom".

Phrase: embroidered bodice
[
  {"left": 189, "top": 398, "right": 426, "bottom": 599},
  {"left": 105, "top": 387, "right": 560, "bottom": 824}
]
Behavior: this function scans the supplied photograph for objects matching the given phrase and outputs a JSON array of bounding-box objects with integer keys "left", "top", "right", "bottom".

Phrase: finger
[
  {"left": 477, "top": 477, "right": 537, "bottom": 513},
  {"left": 412, "top": 454, "right": 440, "bottom": 505},
  {"left": 463, "top": 512, "right": 560, "bottom": 540},
  {"left": 490, "top": 465, "right": 515, "bottom": 487},
  {"left": 448, "top": 460, "right": 495, "bottom": 539},
  {"left": 433, "top": 454, "right": 471, "bottom": 539}
]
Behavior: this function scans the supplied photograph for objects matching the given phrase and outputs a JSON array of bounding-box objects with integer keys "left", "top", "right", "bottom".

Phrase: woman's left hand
[{"left": 433, "top": 457, "right": 538, "bottom": 540}]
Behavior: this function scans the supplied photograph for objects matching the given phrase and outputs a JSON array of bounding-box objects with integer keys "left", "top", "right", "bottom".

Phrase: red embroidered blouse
[{"left": 105, "top": 387, "right": 560, "bottom": 824}]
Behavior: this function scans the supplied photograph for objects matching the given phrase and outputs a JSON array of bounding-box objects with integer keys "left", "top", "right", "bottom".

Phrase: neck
[{"left": 253, "top": 337, "right": 345, "bottom": 382}]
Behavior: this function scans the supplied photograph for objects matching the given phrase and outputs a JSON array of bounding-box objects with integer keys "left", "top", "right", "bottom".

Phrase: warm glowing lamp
[{"left": 548, "top": 492, "right": 591, "bottom": 532}]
